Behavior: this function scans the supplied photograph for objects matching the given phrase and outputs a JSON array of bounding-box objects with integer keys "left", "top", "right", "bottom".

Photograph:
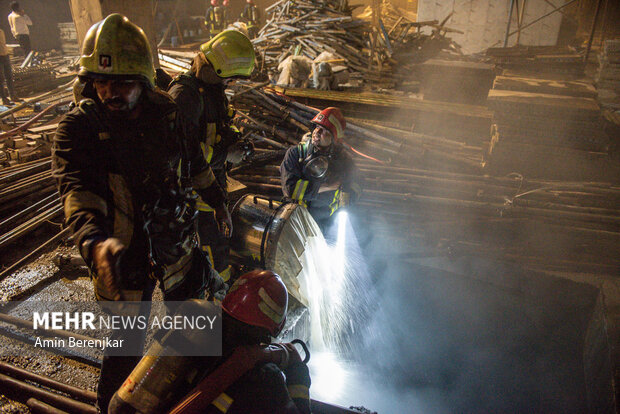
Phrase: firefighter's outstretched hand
[
  {"left": 215, "top": 204, "right": 232, "bottom": 238},
  {"left": 281, "top": 342, "right": 303, "bottom": 364},
  {"left": 92, "top": 238, "right": 125, "bottom": 301},
  {"left": 338, "top": 190, "right": 351, "bottom": 208}
]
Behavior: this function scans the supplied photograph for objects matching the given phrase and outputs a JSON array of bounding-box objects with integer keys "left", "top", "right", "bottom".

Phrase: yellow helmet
[
  {"left": 79, "top": 14, "right": 155, "bottom": 88},
  {"left": 200, "top": 30, "right": 255, "bottom": 78}
]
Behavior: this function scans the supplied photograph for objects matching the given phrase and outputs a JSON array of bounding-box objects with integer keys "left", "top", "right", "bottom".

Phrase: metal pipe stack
[{"left": 228, "top": 82, "right": 620, "bottom": 277}]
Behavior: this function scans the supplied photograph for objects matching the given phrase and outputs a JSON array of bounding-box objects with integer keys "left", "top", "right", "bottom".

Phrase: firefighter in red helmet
[
  {"left": 280, "top": 107, "right": 361, "bottom": 231},
  {"left": 109, "top": 270, "right": 311, "bottom": 414},
  {"left": 181, "top": 270, "right": 311, "bottom": 414}
]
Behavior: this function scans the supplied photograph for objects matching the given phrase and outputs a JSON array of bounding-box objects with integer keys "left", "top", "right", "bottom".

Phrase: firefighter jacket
[
  {"left": 240, "top": 4, "right": 260, "bottom": 28},
  {"left": 52, "top": 89, "right": 225, "bottom": 299},
  {"left": 167, "top": 344, "right": 311, "bottom": 414},
  {"left": 205, "top": 6, "right": 226, "bottom": 36},
  {"left": 204, "top": 361, "right": 311, "bottom": 414},
  {"left": 280, "top": 132, "right": 361, "bottom": 214},
  {"left": 168, "top": 73, "right": 238, "bottom": 210}
]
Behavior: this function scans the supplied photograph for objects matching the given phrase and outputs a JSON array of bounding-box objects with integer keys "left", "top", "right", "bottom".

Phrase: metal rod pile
[
  {"left": 0, "top": 157, "right": 60, "bottom": 252},
  {"left": 0, "top": 362, "right": 97, "bottom": 413},
  {"left": 227, "top": 83, "right": 620, "bottom": 276},
  {"left": 253, "top": 0, "right": 458, "bottom": 88},
  {"left": 255, "top": 0, "right": 374, "bottom": 77},
  {"left": 12, "top": 65, "right": 60, "bottom": 97}
]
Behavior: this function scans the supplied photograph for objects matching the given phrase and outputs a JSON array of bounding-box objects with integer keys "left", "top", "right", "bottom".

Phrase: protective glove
[
  {"left": 206, "top": 266, "right": 228, "bottom": 300},
  {"left": 338, "top": 190, "right": 351, "bottom": 209},
  {"left": 92, "top": 238, "right": 126, "bottom": 301},
  {"left": 214, "top": 203, "right": 233, "bottom": 238},
  {"left": 266, "top": 342, "right": 304, "bottom": 369}
]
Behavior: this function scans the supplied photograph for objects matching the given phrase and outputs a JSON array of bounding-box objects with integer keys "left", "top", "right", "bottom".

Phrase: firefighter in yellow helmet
[
  {"left": 167, "top": 29, "right": 255, "bottom": 283},
  {"left": 51, "top": 14, "right": 229, "bottom": 412}
]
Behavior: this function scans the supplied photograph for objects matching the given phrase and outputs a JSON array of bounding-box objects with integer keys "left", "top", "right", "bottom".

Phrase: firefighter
[
  {"left": 168, "top": 29, "right": 255, "bottom": 283},
  {"left": 280, "top": 107, "right": 361, "bottom": 231},
  {"left": 221, "top": 0, "right": 230, "bottom": 29},
  {"left": 51, "top": 14, "right": 230, "bottom": 412},
  {"left": 205, "top": 0, "right": 226, "bottom": 39},
  {"left": 240, "top": 0, "right": 260, "bottom": 39},
  {"left": 109, "top": 270, "right": 311, "bottom": 414}
]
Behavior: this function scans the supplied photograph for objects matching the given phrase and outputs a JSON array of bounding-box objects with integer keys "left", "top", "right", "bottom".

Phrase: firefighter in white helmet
[{"left": 280, "top": 107, "right": 361, "bottom": 230}]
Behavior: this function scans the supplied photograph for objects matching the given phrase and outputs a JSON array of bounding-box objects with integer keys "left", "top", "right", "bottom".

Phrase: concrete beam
[{"left": 69, "top": 0, "right": 159, "bottom": 67}]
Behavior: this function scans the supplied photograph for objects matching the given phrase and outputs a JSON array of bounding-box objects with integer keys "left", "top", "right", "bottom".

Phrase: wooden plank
[
  {"left": 26, "top": 124, "right": 59, "bottom": 134},
  {"left": 493, "top": 75, "right": 597, "bottom": 98},
  {"left": 70, "top": 0, "right": 159, "bottom": 67},
  {"left": 485, "top": 137, "right": 620, "bottom": 183},
  {"left": 273, "top": 86, "right": 493, "bottom": 119},
  {"left": 68, "top": 0, "right": 103, "bottom": 47},
  {"left": 488, "top": 89, "right": 601, "bottom": 118}
]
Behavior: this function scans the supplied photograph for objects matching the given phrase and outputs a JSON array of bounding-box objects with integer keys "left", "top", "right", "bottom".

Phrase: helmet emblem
[{"left": 98, "top": 55, "right": 112, "bottom": 71}]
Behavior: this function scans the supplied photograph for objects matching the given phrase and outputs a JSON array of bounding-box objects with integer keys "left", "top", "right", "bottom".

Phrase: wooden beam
[{"left": 69, "top": 0, "right": 160, "bottom": 68}]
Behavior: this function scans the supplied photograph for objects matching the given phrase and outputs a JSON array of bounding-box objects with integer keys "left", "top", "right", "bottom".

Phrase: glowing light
[{"left": 308, "top": 351, "right": 349, "bottom": 400}]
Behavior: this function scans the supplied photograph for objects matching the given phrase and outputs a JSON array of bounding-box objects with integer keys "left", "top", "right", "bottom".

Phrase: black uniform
[
  {"left": 205, "top": 5, "right": 225, "bottom": 38},
  {"left": 52, "top": 89, "right": 225, "bottom": 412},
  {"left": 204, "top": 361, "right": 311, "bottom": 414},
  {"left": 240, "top": 3, "right": 260, "bottom": 38},
  {"left": 168, "top": 73, "right": 238, "bottom": 280}
]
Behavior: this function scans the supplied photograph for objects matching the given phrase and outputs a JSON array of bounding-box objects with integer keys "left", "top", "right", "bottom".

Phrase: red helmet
[
  {"left": 223, "top": 0, "right": 229, "bottom": 6},
  {"left": 222, "top": 270, "right": 288, "bottom": 336},
  {"left": 211, "top": 0, "right": 218, "bottom": 6},
  {"left": 311, "top": 107, "right": 346, "bottom": 142}
]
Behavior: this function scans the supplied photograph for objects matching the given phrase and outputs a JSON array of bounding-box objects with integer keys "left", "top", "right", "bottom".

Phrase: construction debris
[
  {"left": 223, "top": 81, "right": 620, "bottom": 277},
  {"left": 485, "top": 88, "right": 618, "bottom": 181},
  {"left": 419, "top": 59, "right": 496, "bottom": 105},
  {"left": 58, "top": 22, "right": 79, "bottom": 56},
  {"left": 0, "top": 86, "right": 72, "bottom": 259},
  {"left": 253, "top": 0, "right": 461, "bottom": 90},
  {"left": 487, "top": 45, "right": 585, "bottom": 76}
]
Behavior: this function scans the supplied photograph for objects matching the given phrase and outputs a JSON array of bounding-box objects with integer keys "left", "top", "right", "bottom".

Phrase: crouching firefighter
[
  {"left": 109, "top": 270, "right": 312, "bottom": 414},
  {"left": 280, "top": 107, "right": 361, "bottom": 231},
  {"left": 51, "top": 14, "right": 230, "bottom": 413}
]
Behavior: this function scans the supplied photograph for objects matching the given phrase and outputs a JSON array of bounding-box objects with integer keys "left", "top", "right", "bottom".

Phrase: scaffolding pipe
[
  {"left": 27, "top": 398, "right": 70, "bottom": 414},
  {"left": 0, "top": 226, "right": 70, "bottom": 282},
  {"left": 0, "top": 374, "right": 97, "bottom": 414},
  {"left": 503, "top": 0, "right": 516, "bottom": 47},
  {"left": 0, "top": 361, "right": 97, "bottom": 404}
]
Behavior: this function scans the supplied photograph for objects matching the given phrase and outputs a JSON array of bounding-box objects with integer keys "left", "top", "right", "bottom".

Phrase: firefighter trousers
[{"left": 197, "top": 210, "right": 231, "bottom": 282}]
